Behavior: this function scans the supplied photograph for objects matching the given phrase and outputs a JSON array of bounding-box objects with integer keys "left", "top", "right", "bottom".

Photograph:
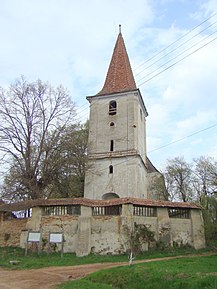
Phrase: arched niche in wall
[{"left": 102, "top": 192, "right": 120, "bottom": 200}]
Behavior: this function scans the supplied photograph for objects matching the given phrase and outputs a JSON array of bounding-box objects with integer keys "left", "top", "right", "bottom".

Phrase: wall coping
[{"left": 0, "top": 197, "right": 201, "bottom": 212}]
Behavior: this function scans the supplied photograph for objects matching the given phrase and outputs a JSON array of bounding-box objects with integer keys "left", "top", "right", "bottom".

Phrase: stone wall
[
  {"left": 0, "top": 214, "right": 28, "bottom": 247},
  {"left": 40, "top": 215, "right": 79, "bottom": 252},
  {"left": 91, "top": 216, "right": 123, "bottom": 254},
  {"left": 0, "top": 204, "right": 206, "bottom": 255}
]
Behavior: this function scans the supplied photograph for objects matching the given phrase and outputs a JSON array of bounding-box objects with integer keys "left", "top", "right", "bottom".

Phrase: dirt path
[{"left": 0, "top": 253, "right": 215, "bottom": 289}]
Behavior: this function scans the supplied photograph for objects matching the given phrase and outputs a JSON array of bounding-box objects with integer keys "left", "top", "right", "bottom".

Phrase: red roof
[
  {"left": 97, "top": 30, "right": 137, "bottom": 95},
  {"left": 0, "top": 197, "right": 200, "bottom": 211}
]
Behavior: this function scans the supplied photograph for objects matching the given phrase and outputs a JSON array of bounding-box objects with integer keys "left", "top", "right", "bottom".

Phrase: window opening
[
  {"left": 109, "top": 101, "right": 117, "bottom": 115},
  {"left": 168, "top": 208, "right": 190, "bottom": 219},
  {"left": 110, "top": 121, "right": 115, "bottom": 127},
  {"left": 140, "top": 108, "right": 143, "bottom": 121},
  {"left": 92, "top": 205, "right": 122, "bottom": 216},
  {"left": 109, "top": 165, "right": 113, "bottom": 174},
  {"left": 133, "top": 206, "right": 157, "bottom": 217},
  {"left": 4, "top": 209, "right": 32, "bottom": 220},
  {"left": 110, "top": 140, "right": 114, "bottom": 151},
  {"left": 44, "top": 205, "right": 81, "bottom": 216}
]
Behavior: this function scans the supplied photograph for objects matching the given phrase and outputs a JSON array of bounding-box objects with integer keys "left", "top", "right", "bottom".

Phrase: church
[{"left": 0, "top": 28, "right": 205, "bottom": 256}]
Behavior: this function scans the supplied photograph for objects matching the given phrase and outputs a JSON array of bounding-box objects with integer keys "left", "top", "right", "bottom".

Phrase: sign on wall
[
  {"left": 28, "top": 232, "right": 41, "bottom": 242},
  {"left": 25, "top": 231, "right": 41, "bottom": 255},
  {"left": 49, "top": 233, "right": 63, "bottom": 243},
  {"left": 49, "top": 232, "right": 64, "bottom": 257}
]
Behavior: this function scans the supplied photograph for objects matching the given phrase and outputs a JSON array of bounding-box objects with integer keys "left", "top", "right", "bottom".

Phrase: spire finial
[{"left": 119, "top": 24, "right": 121, "bottom": 34}]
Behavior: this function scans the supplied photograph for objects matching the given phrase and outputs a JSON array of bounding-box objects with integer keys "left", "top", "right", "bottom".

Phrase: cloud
[
  {"left": 0, "top": 0, "right": 217, "bottom": 169},
  {"left": 0, "top": 0, "right": 154, "bottom": 95},
  {"left": 192, "top": 0, "right": 217, "bottom": 19},
  {"left": 137, "top": 6, "right": 217, "bottom": 167}
]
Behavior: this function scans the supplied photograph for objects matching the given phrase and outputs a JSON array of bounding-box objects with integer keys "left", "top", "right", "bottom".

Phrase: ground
[{"left": 0, "top": 254, "right": 214, "bottom": 289}]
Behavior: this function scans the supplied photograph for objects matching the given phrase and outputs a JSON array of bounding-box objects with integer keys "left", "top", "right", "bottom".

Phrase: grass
[
  {"left": 1, "top": 245, "right": 217, "bottom": 288},
  {"left": 59, "top": 254, "right": 217, "bottom": 289},
  {"left": 0, "top": 247, "right": 126, "bottom": 269},
  {"left": 0, "top": 244, "right": 213, "bottom": 270}
]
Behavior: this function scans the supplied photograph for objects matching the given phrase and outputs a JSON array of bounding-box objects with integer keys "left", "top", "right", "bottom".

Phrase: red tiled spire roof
[{"left": 98, "top": 26, "right": 137, "bottom": 95}]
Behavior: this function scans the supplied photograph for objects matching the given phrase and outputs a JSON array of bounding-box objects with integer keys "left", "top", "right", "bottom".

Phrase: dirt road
[
  {"left": 0, "top": 253, "right": 215, "bottom": 289},
  {"left": 0, "top": 262, "right": 128, "bottom": 289}
]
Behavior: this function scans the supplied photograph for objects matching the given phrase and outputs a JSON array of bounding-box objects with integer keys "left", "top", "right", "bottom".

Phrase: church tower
[{"left": 84, "top": 26, "right": 149, "bottom": 200}]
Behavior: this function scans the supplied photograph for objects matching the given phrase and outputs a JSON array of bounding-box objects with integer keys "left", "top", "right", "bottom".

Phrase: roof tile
[
  {"left": 0, "top": 197, "right": 200, "bottom": 212},
  {"left": 97, "top": 31, "right": 137, "bottom": 95}
]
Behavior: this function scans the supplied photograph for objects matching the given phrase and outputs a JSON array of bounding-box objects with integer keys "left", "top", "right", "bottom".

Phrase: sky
[{"left": 0, "top": 0, "right": 217, "bottom": 171}]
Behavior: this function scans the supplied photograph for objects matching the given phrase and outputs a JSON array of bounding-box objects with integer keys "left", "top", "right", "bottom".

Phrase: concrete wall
[
  {"left": 0, "top": 205, "right": 205, "bottom": 255},
  {"left": 170, "top": 219, "right": 192, "bottom": 246}
]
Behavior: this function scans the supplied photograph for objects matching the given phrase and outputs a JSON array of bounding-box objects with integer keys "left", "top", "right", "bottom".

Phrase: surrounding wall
[
  {"left": 40, "top": 215, "right": 79, "bottom": 252},
  {"left": 91, "top": 215, "right": 123, "bottom": 254},
  {"left": 0, "top": 203, "right": 206, "bottom": 255},
  {"left": 0, "top": 216, "right": 28, "bottom": 247}
]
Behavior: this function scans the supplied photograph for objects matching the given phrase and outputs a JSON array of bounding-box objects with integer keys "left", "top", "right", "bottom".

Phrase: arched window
[
  {"left": 109, "top": 165, "right": 113, "bottom": 174},
  {"left": 109, "top": 100, "right": 117, "bottom": 115}
]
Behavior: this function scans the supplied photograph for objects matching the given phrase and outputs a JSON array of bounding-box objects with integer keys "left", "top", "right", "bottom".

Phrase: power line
[
  {"left": 138, "top": 34, "right": 217, "bottom": 87},
  {"left": 137, "top": 29, "right": 217, "bottom": 85},
  {"left": 75, "top": 14, "right": 217, "bottom": 175},
  {"left": 137, "top": 29, "right": 217, "bottom": 84},
  {"left": 74, "top": 12, "right": 217, "bottom": 124},
  {"left": 74, "top": 14, "right": 217, "bottom": 122},
  {"left": 148, "top": 123, "right": 217, "bottom": 154},
  {"left": 75, "top": 29, "right": 217, "bottom": 123},
  {"left": 136, "top": 20, "right": 217, "bottom": 80},
  {"left": 95, "top": 122, "right": 217, "bottom": 173},
  {"left": 134, "top": 12, "right": 217, "bottom": 74}
]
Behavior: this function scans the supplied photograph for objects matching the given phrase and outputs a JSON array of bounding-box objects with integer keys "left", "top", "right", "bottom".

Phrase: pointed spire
[{"left": 97, "top": 26, "right": 137, "bottom": 95}]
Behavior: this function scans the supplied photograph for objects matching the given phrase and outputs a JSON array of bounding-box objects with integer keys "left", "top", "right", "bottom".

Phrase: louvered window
[{"left": 109, "top": 101, "right": 117, "bottom": 115}]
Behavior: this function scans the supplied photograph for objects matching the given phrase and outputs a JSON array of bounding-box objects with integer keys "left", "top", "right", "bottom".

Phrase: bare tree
[
  {"left": 49, "top": 122, "right": 89, "bottom": 198},
  {"left": 149, "top": 174, "right": 169, "bottom": 201},
  {"left": 191, "top": 156, "right": 217, "bottom": 241},
  {"left": 159, "top": 155, "right": 217, "bottom": 242},
  {"left": 164, "top": 156, "right": 192, "bottom": 202},
  {"left": 193, "top": 156, "right": 217, "bottom": 199},
  {"left": 0, "top": 76, "right": 76, "bottom": 200}
]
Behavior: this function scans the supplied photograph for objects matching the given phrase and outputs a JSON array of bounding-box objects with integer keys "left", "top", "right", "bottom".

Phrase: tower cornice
[{"left": 87, "top": 88, "right": 148, "bottom": 117}]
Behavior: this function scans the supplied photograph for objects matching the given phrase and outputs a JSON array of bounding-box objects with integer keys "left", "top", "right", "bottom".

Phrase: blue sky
[{"left": 0, "top": 0, "right": 217, "bottom": 170}]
